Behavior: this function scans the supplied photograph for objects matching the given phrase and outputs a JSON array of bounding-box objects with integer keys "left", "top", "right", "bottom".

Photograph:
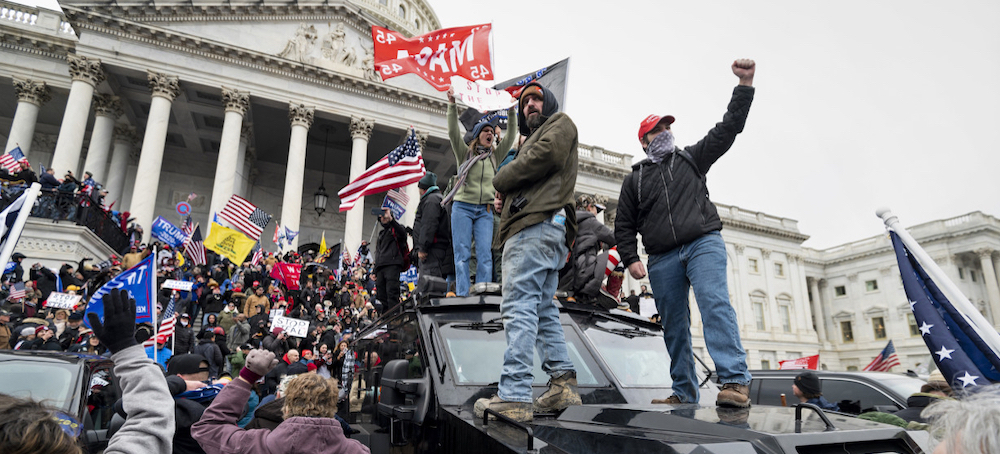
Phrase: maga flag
[
  {"left": 778, "top": 354, "right": 820, "bottom": 370},
  {"left": 204, "top": 222, "right": 256, "bottom": 265},
  {"left": 84, "top": 253, "right": 155, "bottom": 329},
  {"left": 372, "top": 23, "right": 493, "bottom": 91}
]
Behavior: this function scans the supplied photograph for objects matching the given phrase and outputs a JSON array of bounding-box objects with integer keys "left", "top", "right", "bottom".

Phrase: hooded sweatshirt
[{"left": 446, "top": 104, "right": 518, "bottom": 205}]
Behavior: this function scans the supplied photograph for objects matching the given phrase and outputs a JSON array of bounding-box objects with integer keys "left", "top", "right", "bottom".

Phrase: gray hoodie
[{"left": 106, "top": 344, "right": 175, "bottom": 453}]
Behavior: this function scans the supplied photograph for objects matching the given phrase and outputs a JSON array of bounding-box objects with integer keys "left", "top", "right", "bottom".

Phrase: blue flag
[
  {"left": 84, "top": 253, "right": 156, "bottom": 329},
  {"left": 891, "top": 231, "right": 1000, "bottom": 389},
  {"left": 3, "top": 261, "right": 15, "bottom": 274},
  {"left": 151, "top": 216, "right": 187, "bottom": 248}
]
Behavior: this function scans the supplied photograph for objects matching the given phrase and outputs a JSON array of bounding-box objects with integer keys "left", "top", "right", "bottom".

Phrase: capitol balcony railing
[{"left": 0, "top": 183, "right": 129, "bottom": 254}]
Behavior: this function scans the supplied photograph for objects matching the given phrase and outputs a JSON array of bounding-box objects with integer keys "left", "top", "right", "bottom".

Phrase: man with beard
[
  {"left": 474, "top": 82, "right": 580, "bottom": 423},
  {"left": 615, "top": 59, "right": 756, "bottom": 408}
]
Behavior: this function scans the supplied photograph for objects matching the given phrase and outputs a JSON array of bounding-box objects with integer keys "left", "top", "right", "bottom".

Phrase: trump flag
[{"left": 84, "top": 253, "right": 155, "bottom": 329}]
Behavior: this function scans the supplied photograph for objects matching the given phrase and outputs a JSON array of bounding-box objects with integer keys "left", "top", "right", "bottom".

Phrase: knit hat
[
  {"left": 637, "top": 114, "right": 675, "bottom": 145},
  {"left": 467, "top": 121, "right": 496, "bottom": 146},
  {"left": 35, "top": 325, "right": 50, "bottom": 335},
  {"left": 794, "top": 371, "right": 822, "bottom": 396},
  {"left": 167, "top": 354, "right": 209, "bottom": 376},
  {"left": 68, "top": 312, "right": 84, "bottom": 321},
  {"left": 519, "top": 85, "right": 543, "bottom": 111},
  {"left": 417, "top": 172, "right": 438, "bottom": 190},
  {"left": 272, "top": 327, "right": 284, "bottom": 336},
  {"left": 20, "top": 327, "right": 34, "bottom": 337},
  {"left": 307, "top": 362, "right": 318, "bottom": 372}
]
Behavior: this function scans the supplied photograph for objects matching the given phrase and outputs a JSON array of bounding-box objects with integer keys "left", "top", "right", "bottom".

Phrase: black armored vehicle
[{"left": 344, "top": 294, "right": 932, "bottom": 453}]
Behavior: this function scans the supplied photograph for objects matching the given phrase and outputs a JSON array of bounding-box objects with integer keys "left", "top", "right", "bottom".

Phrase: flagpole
[
  {"left": 0, "top": 183, "right": 41, "bottom": 268},
  {"left": 877, "top": 208, "right": 1000, "bottom": 354},
  {"left": 152, "top": 245, "right": 158, "bottom": 366}
]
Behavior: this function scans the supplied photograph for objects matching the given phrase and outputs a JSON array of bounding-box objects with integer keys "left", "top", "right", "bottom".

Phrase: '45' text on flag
[{"left": 372, "top": 24, "right": 492, "bottom": 91}]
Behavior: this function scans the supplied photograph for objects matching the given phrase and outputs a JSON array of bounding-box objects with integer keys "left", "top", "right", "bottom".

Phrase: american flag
[
  {"left": 182, "top": 217, "right": 207, "bottom": 266},
  {"left": 7, "top": 282, "right": 25, "bottom": 300},
  {"left": 863, "top": 340, "right": 902, "bottom": 372},
  {"left": 219, "top": 195, "right": 271, "bottom": 241},
  {"left": 387, "top": 188, "right": 410, "bottom": 206},
  {"left": 143, "top": 298, "right": 177, "bottom": 347},
  {"left": 0, "top": 147, "right": 28, "bottom": 174},
  {"left": 338, "top": 129, "right": 425, "bottom": 212},
  {"left": 891, "top": 231, "right": 998, "bottom": 388},
  {"left": 251, "top": 242, "right": 264, "bottom": 266}
]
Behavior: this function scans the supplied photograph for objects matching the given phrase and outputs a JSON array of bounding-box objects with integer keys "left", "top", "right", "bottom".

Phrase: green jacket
[
  {"left": 229, "top": 349, "right": 246, "bottom": 372},
  {"left": 493, "top": 112, "right": 578, "bottom": 250},
  {"left": 447, "top": 104, "right": 518, "bottom": 205}
]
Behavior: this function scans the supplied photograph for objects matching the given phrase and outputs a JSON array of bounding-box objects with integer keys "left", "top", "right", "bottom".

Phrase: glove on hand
[
  {"left": 240, "top": 349, "right": 278, "bottom": 383},
  {"left": 86, "top": 288, "right": 138, "bottom": 354}
]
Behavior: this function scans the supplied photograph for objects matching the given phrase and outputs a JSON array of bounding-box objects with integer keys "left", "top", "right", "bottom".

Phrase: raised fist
[{"left": 732, "top": 59, "right": 755, "bottom": 85}]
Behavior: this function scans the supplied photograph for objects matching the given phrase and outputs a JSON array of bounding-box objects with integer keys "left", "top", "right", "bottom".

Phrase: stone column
[
  {"left": 51, "top": 54, "right": 105, "bottom": 176},
  {"left": 6, "top": 77, "right": 51, "bottom": 157},
  {"left": 280, "top": 103, "right": 314, "bottom": 251},
  {"left": 209, "top": 87, "right": 250, "bottom": 217},
  {"left": 81, "top": 94, "right": 122, "bottom": 184},
  {"left": 809, "top": 277, "right": 827, "bottom": 342},
  {"left": 345, "top": 116, "right": 374, "bottom": 255},
  {"left": 130, "top": 71, "right": 180, "bottom": 243},
  {"left": 105, "top": 124, "right": 137, "bottom": 207},
  {"left": 977, "top": 249, "right": 1000, "bottom": 325},
  {"left": 234, "top": 124, "right": 252, "bottom": 196}
]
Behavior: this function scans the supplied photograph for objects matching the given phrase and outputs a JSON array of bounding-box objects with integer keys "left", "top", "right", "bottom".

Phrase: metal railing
[{"left": 0, "top": 183, "right": 129, "bottom": 253}]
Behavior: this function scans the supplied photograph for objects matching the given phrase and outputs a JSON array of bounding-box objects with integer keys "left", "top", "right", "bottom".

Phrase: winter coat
[
  {"left": 615, "top": 86, "right": 754, "bottom": 266},
  {"left": 261, "top": 334, "right": 289, "bottom": 358},
  {"left": 567, "top": 210, "right": 616, "bottom": 296},
  {"left": 30, "top": 266, "right": 58, "bottom": 301},
  {"left": 227, "top": 319, "right": 251, "bottom": 351},
  {"left": 414, "top": 188, "right": 454, "bottom": 277},
  {"left": 375, "top": 217, "right": 408, "bottom": 270},
  {"left": 494, "top": 82, "right": 578, "bottom": 250},
  {"left": 193, "top": 339, "right": 224, "bottom": 378},
  {"left": 191, "top": 378, "right": 370, "bottom": 454},
  {"left": 201, "top": 292, "right": 226, "bottom": 315},
  {"left": 218, "top": 310, "right": 237, "bottom": 334},
  {"left": 446, "top": 104, "right": 518, "bottom": 206},
  {"left": 244, "top": 294, "right": 269, "bottom": 317},
  {"left": 174, "top": 324, "right": 195, "bottom": 354}
]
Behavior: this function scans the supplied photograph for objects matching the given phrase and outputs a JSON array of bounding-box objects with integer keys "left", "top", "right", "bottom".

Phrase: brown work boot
[
  {"left": 474, "top": 395, "right": 533, "bottom": 422},
  {"left": 534, "top": 371, "right": 582, "bottom": 413},
  {"left": 651, "top": 395, "right": 682, "bottom": 404},
  {"left": 716, "top": 383, "right": 751, "bottom": 408}
]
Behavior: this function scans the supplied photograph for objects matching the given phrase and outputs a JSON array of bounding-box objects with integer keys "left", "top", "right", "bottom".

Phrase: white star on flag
[
  {"left": 957, "top": 371, "right": 980, "bottom": 387},
  {"left": 419, "top": 37, "right": 424, "bottom": 43},
  {"left": 919, "top": 322, "right": 934, "bottom": 336},
  {"left": 908, "top": 299, "right": 917, "bottom": 310},
  {"left": 935, "top": 345, "right": 956, "bottom": 360}
]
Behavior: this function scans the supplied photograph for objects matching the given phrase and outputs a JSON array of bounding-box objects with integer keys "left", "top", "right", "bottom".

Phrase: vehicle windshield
[
  {"left": 583, "top": 321, "right": 675, "bottom": 387},
  {"left": 878, "top": 374, "right": 926, "bottom": 399},
  {"left": 439, "top": 322, "right": 605, "bottom": 386},
  {"left": 0, "top": 360, "right": 78, "bottom": 411}
]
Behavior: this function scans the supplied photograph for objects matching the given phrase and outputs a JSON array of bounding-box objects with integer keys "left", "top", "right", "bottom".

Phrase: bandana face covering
[{"left": 645, "top": 129, "right": 675, "bottom": 164}]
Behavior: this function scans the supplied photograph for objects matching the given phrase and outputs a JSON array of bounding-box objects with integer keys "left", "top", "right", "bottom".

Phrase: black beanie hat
[
  {"left": 795, "top": 371, "right": 822, "bottom": 396},
  {"left": 418, "top": 172, "right": 437, "bottom": 189}
]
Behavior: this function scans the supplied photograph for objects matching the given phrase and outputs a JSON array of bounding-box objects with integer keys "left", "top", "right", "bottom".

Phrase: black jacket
[
  {"left": 193, "top": 339, "right": 224, "bottom": 378},
  {"left": 414, "top": 188, "right": 454, "bottom": 275},
  {"left": 174, "top": 324, "right": 195, "bottom": 354},
  {"left": 615, "top": 86, "right": 754, "bottom": 266},
  {"left": 30, "top": 266, "right": 58, "bottom": 301},
  {"left": 375, "top": 217, "right": 408, "bottom": 270},
  {"left": 570, "top": 210, "right": 615, "bottom": 296}
]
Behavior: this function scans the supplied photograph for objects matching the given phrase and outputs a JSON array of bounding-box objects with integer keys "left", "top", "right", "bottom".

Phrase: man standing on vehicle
[
  {"left": 615, "top": 59, "right": 756, "bottom": 407},
  {"left": 375, "top": 208, "right": 408, "bottom": 310},
  {"left": 474, "top": 82, "right": 581, "bottom": 423}
]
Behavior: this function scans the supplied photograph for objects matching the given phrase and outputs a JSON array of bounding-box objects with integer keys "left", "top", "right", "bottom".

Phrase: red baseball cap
[
  {"left": 156, "top": 334, "right": 168, "bottom": 344},
  {"left": 637, "top": 114, "right": 675, "bottom": 145}
]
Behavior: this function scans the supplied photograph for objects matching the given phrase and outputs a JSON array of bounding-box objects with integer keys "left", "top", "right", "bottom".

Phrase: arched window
[
  {"left": 414, "top": 18, "right": 420, "bottom": 30},
  {"left": 398, "top": 4, "right": 405, "bottom": 17}
]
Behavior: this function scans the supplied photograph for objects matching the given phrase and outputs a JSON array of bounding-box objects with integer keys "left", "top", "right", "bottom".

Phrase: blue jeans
[
  {"left": 498, "top": 215, "right": 575, "bottom": 403},
  {"left": 647, "top": 231, "right": 750, "bottom": 403},
  {"left": 451, "top": 201, "right": 494, "bottom": 296}
]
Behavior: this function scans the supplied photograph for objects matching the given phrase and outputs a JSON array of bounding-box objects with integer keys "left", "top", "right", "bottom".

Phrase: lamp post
[{"left": 314, "top": 126, "right": 331, "bottom": 216}]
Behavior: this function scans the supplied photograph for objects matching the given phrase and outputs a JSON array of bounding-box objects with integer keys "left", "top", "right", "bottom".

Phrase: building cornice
[
  {"left": 721, "top": 218, "right": 811, "bottom": 242},
  {"left": 61, "top": 5, "right": 449, "bottom": 114}
]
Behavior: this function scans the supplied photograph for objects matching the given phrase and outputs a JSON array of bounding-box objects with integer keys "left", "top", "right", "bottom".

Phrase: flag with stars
[
  {"left": 337, "top": 129, "right": 425, "bottom": 212},
  {"left": 862, "top": 340, "right": 901, "bottom": 372},
  {"left": 371, "top": 24, "right": 493, "bottom": 91},
  {"left": 891, "top": 231, "right": 1000, "bottom": 389},
  {"left": 0, "top": 146, "right": 28, "bottom": 174}
]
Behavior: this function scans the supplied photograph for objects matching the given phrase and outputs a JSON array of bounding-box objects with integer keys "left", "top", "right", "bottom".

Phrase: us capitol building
[{"left": 2, "top": 0, "right": 999, "bottom": 372}]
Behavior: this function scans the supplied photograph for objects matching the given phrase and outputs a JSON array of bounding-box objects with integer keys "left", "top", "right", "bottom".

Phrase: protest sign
[
  {"left": 45, "top": 292, "right": 82, "bottom": 309},
  {"left": 162, "top": 279, "right": 194, "bottom": 292},
  {"left": 272, "top": 315, "right": 309, "bottom": 338},
  {"left": 450, "top": 76, "right": 516, "bottom": 112},
  {"left": 151, "top": 216, "right": 187, "bottom": 248},
  {"left": 638, "top": 297, "right": 657, "bottom": 318}
]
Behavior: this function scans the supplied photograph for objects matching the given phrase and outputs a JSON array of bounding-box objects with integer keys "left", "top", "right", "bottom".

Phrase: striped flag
[
  {"left": 273, "top": 223, "right": 282, "bottom": 245},
  {"left": 338, "top": 129, "right": 425, "bottom": 212},
  {"left": 182, "top": 217, "right": 207, "bottom": 266},
  {"left": 219, "top": 195, "right": 271, "bottom": 241},
  {"left": 0, "top": 147, "right": 27, "bottom": 174},
  {"left": 7, "top": 282, "right": 25, "bottom": 301},
  {"left": 251, "top": 243, "right": 264, "bottom": 266},
  {"left": 863, "top": 340, "right": 902, "bottom": 372},
  {"left": 387, "top": 188, "right": 410, "bottom": 206}
]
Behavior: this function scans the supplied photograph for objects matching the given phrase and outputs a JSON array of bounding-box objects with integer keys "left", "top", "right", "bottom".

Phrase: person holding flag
[{"left": 443, "top": 88, "right": 518, "bottom": 296}]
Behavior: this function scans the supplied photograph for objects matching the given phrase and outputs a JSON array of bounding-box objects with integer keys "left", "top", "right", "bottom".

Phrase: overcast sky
[{"left": 18, "top": 0, "right": 1000, "bottom": 249}]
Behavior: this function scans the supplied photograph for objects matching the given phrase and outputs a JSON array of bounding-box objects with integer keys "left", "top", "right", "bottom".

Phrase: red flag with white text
[
  {"left": 778, "top": 354, "right": 820, "bottom": 370},
  {"left": 372, "top": 23, "right": 493, "bottom": 91}
]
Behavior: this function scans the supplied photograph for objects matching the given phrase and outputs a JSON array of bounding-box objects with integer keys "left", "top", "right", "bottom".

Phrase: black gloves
[{"left": 87, "top": 288, "right": 138, "bottom": 354}]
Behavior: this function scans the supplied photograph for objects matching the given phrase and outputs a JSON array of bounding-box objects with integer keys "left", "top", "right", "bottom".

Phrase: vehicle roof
[
  {"left": 0, "top": 350, "right": 112, "bottom": 365},
  {"left": 747, "top": 370, "right": 925, "bottom": 380}
]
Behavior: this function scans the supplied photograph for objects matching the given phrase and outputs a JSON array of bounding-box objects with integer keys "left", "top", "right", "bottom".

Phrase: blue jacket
[{"left": 807, "top": 395, "right": 840, "bottom": 411}]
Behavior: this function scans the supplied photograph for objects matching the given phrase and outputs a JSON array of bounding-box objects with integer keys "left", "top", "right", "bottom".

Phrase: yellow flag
[
  {"left": 175, "top": 250, "right": 185, "bottom": 268},
  {"left": 319, "top": 232, "right": 328, "bottom": 255},
  {"left": 204, "top": 222, "right": 256, "bottom": 264}
]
